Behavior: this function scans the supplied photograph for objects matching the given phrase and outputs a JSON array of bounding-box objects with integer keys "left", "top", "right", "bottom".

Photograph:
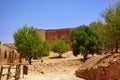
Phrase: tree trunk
[
  {"left": 115, "top": 42, "right": 119, "bottom": 53},
  {"left": 19, "top": 54, "right": 22, "bottom": 63},
  {"left": 83, "top": 53, "right": 87, "bottom": 60},
  {"left": 59, "top": 53, "right": 62, "bottom": 58},
  {"left": 28, "top": 57, "right": 32, "bottom": 65},
  {"left": 84, "top": 55, "right": 87, "bottom": 60},
  {"left": 111, "top": 48, "right": 114, "bottom": 54}
]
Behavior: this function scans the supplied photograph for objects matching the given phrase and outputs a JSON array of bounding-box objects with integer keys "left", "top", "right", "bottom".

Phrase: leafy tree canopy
[
  {"left": 89, "top": 21, "right": 105, "bottom": 38},
  {"left": 102, "top": 2, "right": 120, "bottom": 52},
  {"left": 70, "top": 25, "right": 101, "bottom": 59},
  {"left": 13, "top": 25, "right": 49, "bottom": 64}
]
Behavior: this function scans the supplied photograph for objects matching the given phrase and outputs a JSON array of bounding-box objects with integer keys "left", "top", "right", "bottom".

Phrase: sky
[{"left": 0, "top": 0, "right": 118, "bottom": 43}]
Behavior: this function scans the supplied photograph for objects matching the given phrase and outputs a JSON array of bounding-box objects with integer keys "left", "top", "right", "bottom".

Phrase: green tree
[
  {"left": 89, "top": 21, "right": 105, "bottom": 38},
  {"left": 51, "top": 39, "right": 69, "bottom": 57},
  {"left": 13, "top": 25, "right": 49, "bottom": 64},
  {"left": 102, "top": 2, "right": 120, "bottom": 52},
  {"left": 70, "top": 25, "right": 101, "bottom": 59},
  {"left": 89, "top": 21, "right": 108, "bottom": 53}
]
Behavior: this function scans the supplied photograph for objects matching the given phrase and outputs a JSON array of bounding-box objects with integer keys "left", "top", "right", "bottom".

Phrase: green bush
[{"left": 51, "top": 39, "right": 69, "bottom": 57}]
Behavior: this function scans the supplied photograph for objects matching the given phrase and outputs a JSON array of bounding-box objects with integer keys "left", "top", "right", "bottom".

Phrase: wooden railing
[{"left": 0, "top": 64, "right": 28, "bottom": 80}]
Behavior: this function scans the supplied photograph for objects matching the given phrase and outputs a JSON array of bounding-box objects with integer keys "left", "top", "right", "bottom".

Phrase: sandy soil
[
  {"left": 19, "top": 51, "right": 85, "bottom": 80},
  {"left": 21, "top": 72, "right": 84, "bottom": 80}
]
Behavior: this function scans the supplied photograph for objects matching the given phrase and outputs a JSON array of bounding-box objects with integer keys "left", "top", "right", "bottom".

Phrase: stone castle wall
[
  {"left": 46, "top": 28, "right": 71, "bottom": 45},
  {"left": 37, "top": 28, "right": 71, "bottom": 46},
  {"left": 37, "top": 29, "right": 46, "bottom": 40}
]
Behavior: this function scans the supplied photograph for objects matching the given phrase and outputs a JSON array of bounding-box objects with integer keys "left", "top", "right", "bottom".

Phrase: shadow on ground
[{"left": 49, "top": 56, "right": 66, "bottom": 59}]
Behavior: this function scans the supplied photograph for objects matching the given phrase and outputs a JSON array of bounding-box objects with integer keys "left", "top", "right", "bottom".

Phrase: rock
[{"left": 40, "top": 71, "right": 45, "bottom": 74}]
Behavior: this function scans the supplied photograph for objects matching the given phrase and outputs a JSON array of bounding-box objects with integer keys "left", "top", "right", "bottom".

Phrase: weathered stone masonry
[
  {"left": 0, "top": 44, "right": 19, "bottom": 64},
  {"left": 37, "top": 28, "right": 71, "bottom": 46}
]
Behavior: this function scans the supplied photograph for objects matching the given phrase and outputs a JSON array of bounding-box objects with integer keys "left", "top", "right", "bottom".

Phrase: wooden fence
[{"left": 0, "top": 64, "right": 28, "bottom": 80}]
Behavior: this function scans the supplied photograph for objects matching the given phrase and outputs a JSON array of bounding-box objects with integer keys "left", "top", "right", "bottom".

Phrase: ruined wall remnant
[{"left": 0, "top": 44, "right": 19, "bottom": 64}]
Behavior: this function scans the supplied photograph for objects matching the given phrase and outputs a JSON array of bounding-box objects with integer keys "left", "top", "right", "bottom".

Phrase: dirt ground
[
  {"left": 18, "top": 51, "right": 85, "bottom": 80},
  {"left": 2, "top": 51, "right": 120, "bottom": 80}
]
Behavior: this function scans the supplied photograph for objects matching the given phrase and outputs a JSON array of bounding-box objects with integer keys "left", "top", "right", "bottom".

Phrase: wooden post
[
  {"left": 15, "top": 65, "right": 18, "bottom": 80},
  {"left": 15, "top": 64, "right": 20, "bottom": 80},
  {"left": 18, "top": 64, "right": 21, "bottom": 79},
  {"left": 6, "top": 66, "right": 10, "bottom": 80},
  {"left": 23, "top": 65, "right": 28, "bottom": 78},
  {"left": 0, "top": 66, "right": 3, "bottom": 80}
]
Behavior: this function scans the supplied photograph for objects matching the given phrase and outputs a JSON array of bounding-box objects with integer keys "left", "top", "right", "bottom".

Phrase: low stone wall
[{"left": 76, "top": 56, "right": 120, "bottom": 80}]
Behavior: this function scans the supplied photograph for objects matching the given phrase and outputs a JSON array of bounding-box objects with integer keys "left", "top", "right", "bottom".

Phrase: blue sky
[{"left": 0, "top": 0, "right": 118, "bottom": 43}]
